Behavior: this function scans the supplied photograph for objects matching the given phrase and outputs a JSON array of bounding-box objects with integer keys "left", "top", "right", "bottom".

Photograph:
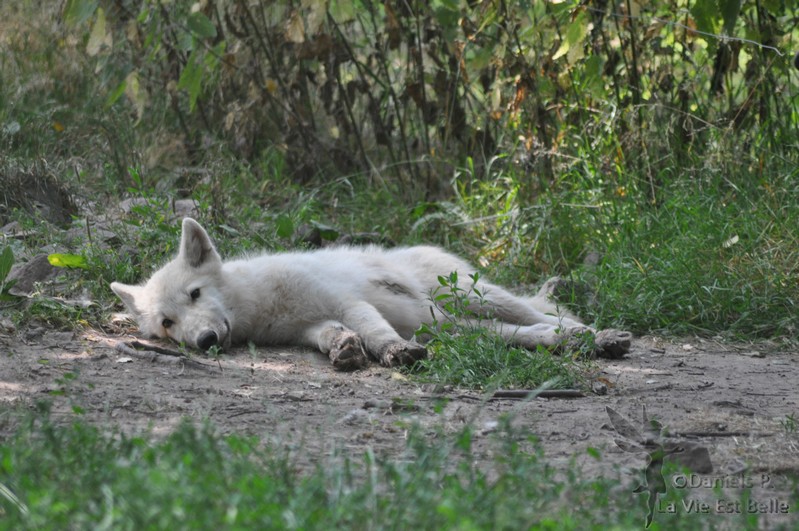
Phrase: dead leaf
[
  {"left": 124, "top": 71, "right": 147, "bottom": 123},
  {"left": 303, "top": 0, "right": 326, "bottom": 36},
  {"left": 385, "top": 1, "right": 401, "bottom": 49},
  {"left": 285, "top": 10, "right": 305, "bottom": 43},
  {"left": 86, "top": 8, "right": 113, "bottom": 56}
]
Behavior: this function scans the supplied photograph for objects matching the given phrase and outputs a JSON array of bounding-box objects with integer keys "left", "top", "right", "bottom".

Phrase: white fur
[{"left": 111, "top": 218, "right": 589, "bottom": 368}]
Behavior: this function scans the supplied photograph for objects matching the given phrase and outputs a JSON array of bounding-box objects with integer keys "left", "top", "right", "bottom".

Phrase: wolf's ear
[
  {"left": 110, "top": 282, "right": 144, "bottom": 318},
  {"left": 179, "top": 218, "right": 221, "bottom": 268}
]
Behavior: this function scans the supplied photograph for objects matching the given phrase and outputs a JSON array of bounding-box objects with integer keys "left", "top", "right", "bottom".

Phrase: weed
[
  {"left": 415, "top": 271, "right": 585, "bottom": 391},
  {"left": 0, "top": 246, "right": 16, "bottom": 301},
  {"left": 780, "top": 414, "right": 797, "bottom": 435}
]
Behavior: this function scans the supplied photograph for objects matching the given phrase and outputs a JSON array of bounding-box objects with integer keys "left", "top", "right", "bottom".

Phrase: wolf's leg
[
  {"left": 467, "top": 320, "right": 632, "bottom": 358},
  {"left": 302, "top": 321, "right": 369, "bottom": 371},
  {"left": 448, "top": 279, "right": 632, "bottom": 357},
  {"left": 340, "top": 301, "right": 427, "bottom": 367},
  {"left": 457, "top": 319, "right": 590, "bottom": 349},
  {"left": 462, "top": 281, "right": 585, "bottom": 329}
]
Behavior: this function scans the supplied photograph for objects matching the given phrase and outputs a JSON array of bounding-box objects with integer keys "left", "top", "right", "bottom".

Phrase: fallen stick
[
  {"left": 492, "top": 389, "right": 585, "bottom": 399},
  {"left": 114, "top": 340, "right": 218, "bottom": 373}
]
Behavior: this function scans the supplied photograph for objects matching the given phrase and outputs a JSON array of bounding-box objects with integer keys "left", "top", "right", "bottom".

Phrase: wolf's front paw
[
  {"left": 378, "top": 341, "right": 427, "bottom": 367},
  {"left": 328, "top": 330, "right": 370, "bottom": 371}
]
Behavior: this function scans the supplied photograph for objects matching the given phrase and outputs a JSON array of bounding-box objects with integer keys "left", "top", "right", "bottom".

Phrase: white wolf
[{"left": 111, "top": 218, "right": 630, "bottom": 370}]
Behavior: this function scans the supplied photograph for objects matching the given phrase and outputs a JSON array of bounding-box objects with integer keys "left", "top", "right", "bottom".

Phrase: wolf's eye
[
  {"left": 162, "top": 318, "right": 174, "bottom": 329},
  {"left": 190, "top": 288, "right": 201, "bottom": 300}
]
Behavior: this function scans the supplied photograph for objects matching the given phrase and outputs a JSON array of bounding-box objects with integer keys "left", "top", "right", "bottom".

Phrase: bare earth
[{"left": 1, "top": 325, "right": 798, "bottom": 528}]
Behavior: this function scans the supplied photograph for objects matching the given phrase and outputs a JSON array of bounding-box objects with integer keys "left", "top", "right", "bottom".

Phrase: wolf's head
[{"left": 111, "top": 218, "right": 233, "bottom": 350}]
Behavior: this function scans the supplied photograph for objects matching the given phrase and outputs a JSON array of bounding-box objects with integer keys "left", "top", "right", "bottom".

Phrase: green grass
[
  {"left": 411, "top": 271, "right": 589, "bottom": 390},
  {"left": 2, "top": 405, "right": 793, "bottom": 530},
  {"left": 584, "top": 176, "right": 799, "bottom": 337},
  {"left": 416, "top": 328, "right": 586, "bottom": 391}
]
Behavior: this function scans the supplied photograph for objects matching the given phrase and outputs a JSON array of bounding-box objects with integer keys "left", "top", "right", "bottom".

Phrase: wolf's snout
[{"left": 197, "top": 330, "right": 219, "bottom": 350}]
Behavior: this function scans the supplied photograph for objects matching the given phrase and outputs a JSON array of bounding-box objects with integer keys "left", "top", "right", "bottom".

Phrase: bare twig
[
  {"left": 492, "top": 389, "right": 585, "bottom": 399},
  {"left": 114, "top": 340, "right": 218, "bottom": 373}
]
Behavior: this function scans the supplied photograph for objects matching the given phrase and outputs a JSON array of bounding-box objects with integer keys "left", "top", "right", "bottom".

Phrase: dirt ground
[{"left": 1, "top": 325, "right": 798, "bottom": 527}]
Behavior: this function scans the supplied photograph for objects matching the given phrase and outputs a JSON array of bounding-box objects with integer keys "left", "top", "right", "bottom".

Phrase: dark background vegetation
[{"left": 2, "top": 0, "right": 799, "bottom": 336}]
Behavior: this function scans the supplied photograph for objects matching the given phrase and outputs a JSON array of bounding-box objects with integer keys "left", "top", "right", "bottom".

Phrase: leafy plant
[
  {"left": 415, "top": 271, "right": 584, "bottom": 390},
  {"left": 780, "top": 414, "right": 797, "bottom": 435},
  {"left": 0, "top": 246, "right": 17, "bottom": 301}
]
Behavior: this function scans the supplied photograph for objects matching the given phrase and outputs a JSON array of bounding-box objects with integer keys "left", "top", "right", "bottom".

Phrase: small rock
[
  {"left": 24, "top": 327, "right": 46, "bottom": 341},
  {"left": 478, "top": 420, "right": 499, "bottom": 436},
  {"left": 363, "top": 399, "right": 391, "bottom": 410},
  {"left": 339, "top": 409, "right": 370, "bottom": 425},
  {"left": 390, "top": 371, "right": 408, "bottom": 382},
  {"left": 7, "top": 254, "right": 60, "bottom": 296},
  {"left": 119, "top": 197, "right": 149, "bottom": 213},
  {"left": 666, "top": 440, "right": 713, "bottom": 473},
  {"left": 173, "top": 199, "right": 199, "bottom": 218},
  {"left": 0, "top": 317, "right": 15, "bottom": 334}
]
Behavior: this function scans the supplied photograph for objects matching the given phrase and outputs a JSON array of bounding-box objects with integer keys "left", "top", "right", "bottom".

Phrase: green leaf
[
  {"left": 328, "top": 0, "right": 355, "bottom": 23},
  {"left": 105, "top": 79, "right": 127, "bottom": 108},
  {"left": 555, "top": 12, "right": 588, "bottom": 64},
  {"left": 433, "top": 6, "right": 459, "bottom": 30},
  {"left": 690, "top": 1, "right": 719, "bottom": 37},
  {"left": 187, "top": 12, "right": 217, "bottom": 40},
  {"left": 275, "top": 215, "right": 295, "bottom": 239},
  {"left": 177, "top": 50, "right": 203, "bottom": 111},
  {"left": 0, "top": 246, "right": 13, "bottom": 282},
  {"left": 310, "top": 221, "right": 339, "bottom": 241},
  {"left": 64, "top": 0, "right": 98, "bottom": 26},
  {"left": 565, "top": 12, "right": 588, "bottom": 45},
  {"left": 48, "top": 253, "right": 89, "bottom": 269},
  {"left": 203, "top": 41, "right": 225, "bottom": 74},
  {"left": 718, "top": 0, "right": 741, "bottom": 35}
]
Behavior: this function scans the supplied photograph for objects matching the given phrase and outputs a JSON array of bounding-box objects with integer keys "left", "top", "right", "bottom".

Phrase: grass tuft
[{"left": 413, "top": 271, "right": 586, "bottom": 390}]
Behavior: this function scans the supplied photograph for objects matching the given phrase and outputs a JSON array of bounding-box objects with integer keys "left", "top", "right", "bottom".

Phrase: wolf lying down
[{"left": 111, "top": 218, "right": 631, "bottom": 370}]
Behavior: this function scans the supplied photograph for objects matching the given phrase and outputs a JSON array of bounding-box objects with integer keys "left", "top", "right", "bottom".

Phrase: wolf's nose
[{"left": 197, "top": 330, "right": 219, "bottom": 350}]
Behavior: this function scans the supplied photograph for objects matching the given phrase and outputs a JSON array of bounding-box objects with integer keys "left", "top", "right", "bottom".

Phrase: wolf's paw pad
[
  {"left": 379, "top": 342, "right": 427, "bottom": 367},
  {"left": 595, "top": 329, "right": 633, "bottom": 359},
  {"left": 329, "top": 332, "right": 369, "bottom": 371}
]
